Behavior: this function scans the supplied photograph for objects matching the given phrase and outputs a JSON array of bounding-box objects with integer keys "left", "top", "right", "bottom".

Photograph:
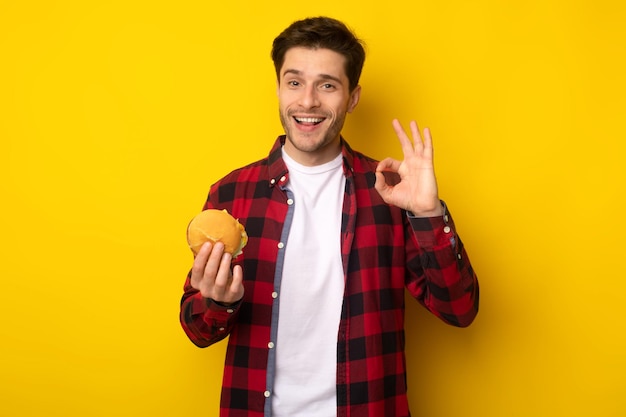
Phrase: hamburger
[{"left": 187, "top": 209, "right": 248, "bottom": 257}]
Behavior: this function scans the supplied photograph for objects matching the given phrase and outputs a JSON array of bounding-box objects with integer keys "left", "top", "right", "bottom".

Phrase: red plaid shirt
[{"left": 180, "top": 136, "right": 479, "bottom": 417}]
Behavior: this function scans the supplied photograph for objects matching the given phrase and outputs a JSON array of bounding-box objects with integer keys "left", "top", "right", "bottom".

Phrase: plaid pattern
[{"left": 180, "top": 136, "right": 479, "bottom": 417}]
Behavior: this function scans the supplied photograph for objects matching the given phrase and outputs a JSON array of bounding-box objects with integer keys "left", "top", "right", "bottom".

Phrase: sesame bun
[{"left": 187, "top": 209, "right": 248, "bottom": 257}]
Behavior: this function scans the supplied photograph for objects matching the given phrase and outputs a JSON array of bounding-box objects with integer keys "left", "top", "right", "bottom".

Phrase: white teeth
[{"left": 295, "top": 117, "right": 324, "bottom": 124}]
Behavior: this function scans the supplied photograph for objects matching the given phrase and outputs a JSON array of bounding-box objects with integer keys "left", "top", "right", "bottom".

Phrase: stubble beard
[{"left": 279, "top": 108, "right": 347, "bottom": 154}]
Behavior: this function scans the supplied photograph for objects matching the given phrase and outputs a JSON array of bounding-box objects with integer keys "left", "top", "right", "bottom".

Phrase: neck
[{"left": 283, "top": 137, "right": 342, "bottom": 167}]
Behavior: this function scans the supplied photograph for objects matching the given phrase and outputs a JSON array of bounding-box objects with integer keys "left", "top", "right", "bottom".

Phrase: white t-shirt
[{"left": 271, "top": 149, "right": 346, "bottom": 417}]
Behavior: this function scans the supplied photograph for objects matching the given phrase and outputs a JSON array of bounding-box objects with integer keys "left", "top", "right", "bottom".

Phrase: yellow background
[{"left": 1, "top": 1, "right": 625, "bottom": 416}]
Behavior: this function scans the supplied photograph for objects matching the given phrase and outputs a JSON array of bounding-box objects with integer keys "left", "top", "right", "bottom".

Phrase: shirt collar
[{"left": 267, "top": 135, "right": 356, "bottom": 188}]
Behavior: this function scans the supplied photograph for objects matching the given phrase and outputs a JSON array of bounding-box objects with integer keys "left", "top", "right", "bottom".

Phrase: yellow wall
[{"left": 1, "top": 1, "right": 624, "bottom": 416}]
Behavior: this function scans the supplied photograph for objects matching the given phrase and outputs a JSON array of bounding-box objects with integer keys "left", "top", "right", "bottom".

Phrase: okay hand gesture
[{"left": 374, "top": 119, "right": 443, "bottom": 217}]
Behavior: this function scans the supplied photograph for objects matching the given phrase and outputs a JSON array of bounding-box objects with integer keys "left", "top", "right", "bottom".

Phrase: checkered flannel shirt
[{"left": 180, "top": 136, "right": 479, "bottom": 417}]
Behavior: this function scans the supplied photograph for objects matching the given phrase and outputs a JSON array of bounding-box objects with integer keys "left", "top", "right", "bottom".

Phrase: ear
[
  {"left": 347, "top": 85, "right": 361, "bottom": 113},
  {"left": 276, "top": 78, "right": 281, "bottom": 97}
]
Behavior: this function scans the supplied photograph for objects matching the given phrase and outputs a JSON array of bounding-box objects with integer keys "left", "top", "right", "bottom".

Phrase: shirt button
[
  {"left": 264, "top": 390, "right": 271, "bottom": 398},
  {"left": 219, "top": 327, "right": 225, "bottom": 332},
  {"left": 443, "top": 226, "right": 451, "bottom": 234},
  {"left": 226, "top": 308, "right": 234, "bottom": 314},
  {"left": 444, "top": 215, "right": 449, "bottom": 222},
  {"left": 271, "top": 291, "right": 278, "bottom": 299},
  {"left": 287, "top": 198, "right": 294, "bottom": 205},
  {"left": 457, "top": 253, "right": 462, "bottom": 260},
  {"left": 270, "top": 178, "right": 276, "bottom": 185},
  {"left": 268, "top": 342, "right": 275, "bottom": 349},
  {"left": 277, "top": 242, "right": 284, "bottom": 249},
  {"left": 280, "top": 175, "right": 287, "bottom": 183}
]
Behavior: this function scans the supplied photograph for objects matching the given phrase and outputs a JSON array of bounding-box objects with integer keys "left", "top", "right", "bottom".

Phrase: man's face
[{"left": 277, "top": 47, "right": 361, "bottom": 166}]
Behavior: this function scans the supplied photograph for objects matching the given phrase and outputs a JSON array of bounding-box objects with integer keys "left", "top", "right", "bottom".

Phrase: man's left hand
[{"left": 375, "top": 119, "right": 443, "bottom": 217}]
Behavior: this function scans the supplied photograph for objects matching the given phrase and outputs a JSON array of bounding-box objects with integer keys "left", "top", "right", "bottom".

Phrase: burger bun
[{"left": 187, "top": 209, "right": 248, "bottom": 257}]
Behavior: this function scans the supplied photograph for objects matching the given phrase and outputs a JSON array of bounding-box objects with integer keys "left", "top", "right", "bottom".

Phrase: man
[{"left": 180, "top": 16, "right": 479, "bottom": 417}]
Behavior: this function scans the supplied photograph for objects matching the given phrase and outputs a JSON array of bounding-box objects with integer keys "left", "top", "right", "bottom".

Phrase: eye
[
  {"left": 287, "top": 80, "right": 301, "bottom": 87},
  {"left": 320, "top": 83, "right": 335, "bottom": 90}
]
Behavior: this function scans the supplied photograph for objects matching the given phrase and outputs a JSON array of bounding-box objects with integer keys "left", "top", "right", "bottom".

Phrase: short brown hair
[{"left": 271, "top": 16, "right": 366, "bottom": 92}]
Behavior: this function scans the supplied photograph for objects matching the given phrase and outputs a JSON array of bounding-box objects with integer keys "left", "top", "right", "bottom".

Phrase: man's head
[
  {"left": 272, "top": 17, "right": 365, "bottom": 166},
  {"left": 271, "top": 16, "right": 366, "bottom": 93}
]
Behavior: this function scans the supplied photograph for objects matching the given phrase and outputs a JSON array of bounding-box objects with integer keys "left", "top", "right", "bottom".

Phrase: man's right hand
[{"left": 190, "top": 241, "right": 244, "bottom": 305}]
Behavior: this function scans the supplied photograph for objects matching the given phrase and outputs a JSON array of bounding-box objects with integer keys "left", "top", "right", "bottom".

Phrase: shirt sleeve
[
  {"left": 179, "top": 269, "right": 242, "bottom": 347},
  {"left": 405, "top": 201, "right": 479, "bottom": 327}
]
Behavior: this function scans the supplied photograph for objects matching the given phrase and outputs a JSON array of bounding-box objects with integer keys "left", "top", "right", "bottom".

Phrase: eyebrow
[{"left": 282, "top": 69, "right": 344, "bottom": 85}]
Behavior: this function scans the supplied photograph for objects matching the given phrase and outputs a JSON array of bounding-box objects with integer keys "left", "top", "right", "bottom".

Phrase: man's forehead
[{"left": 280, "top": 47, "right": 348, "bottom": 80}]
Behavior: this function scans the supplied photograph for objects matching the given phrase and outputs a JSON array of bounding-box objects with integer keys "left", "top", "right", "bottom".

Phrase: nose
[{"left": 299, "top": 85, "right": 320, "bottom": 109}]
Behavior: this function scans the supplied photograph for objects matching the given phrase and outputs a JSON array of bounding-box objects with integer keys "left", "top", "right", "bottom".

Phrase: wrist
[{"left": 409, "top": 201, "right": 444, "bottom": 217}]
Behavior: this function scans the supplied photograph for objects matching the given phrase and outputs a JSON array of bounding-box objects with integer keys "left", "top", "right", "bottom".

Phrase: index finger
[{"left": 191, "top": 241, "right": 213, "bottom": 285}]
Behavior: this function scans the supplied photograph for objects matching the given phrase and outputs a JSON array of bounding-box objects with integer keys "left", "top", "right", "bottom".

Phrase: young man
[{"left": 180, "top": 16, "right": 479, "bottom": 417}]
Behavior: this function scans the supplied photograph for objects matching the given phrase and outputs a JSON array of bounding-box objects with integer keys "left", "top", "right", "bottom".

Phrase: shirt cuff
[
  {"left": 407, "top": 200, "right": 456, "bottom": 249},
  {"left": 207, "top": 297, "right": 242, "bottom": 313},
  {"left": 201, "top": 297, "right": 241, "bottom": 326}
]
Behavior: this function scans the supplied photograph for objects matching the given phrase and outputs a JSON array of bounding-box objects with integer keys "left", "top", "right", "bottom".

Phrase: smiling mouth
[{"left": 294, "top": 116, "right": 325, "bottom": 125}]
